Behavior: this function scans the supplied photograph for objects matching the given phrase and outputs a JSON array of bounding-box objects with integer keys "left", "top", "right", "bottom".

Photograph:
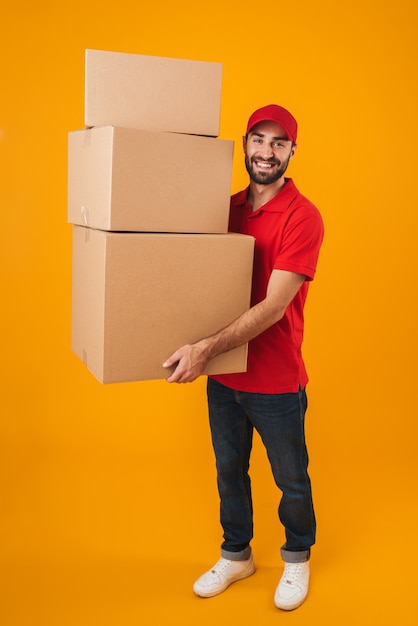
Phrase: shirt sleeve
[{"left": 273, "top": 202, "right": 324, "bottom": 280}]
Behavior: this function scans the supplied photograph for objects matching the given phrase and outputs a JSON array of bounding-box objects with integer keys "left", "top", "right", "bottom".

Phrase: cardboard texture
[
  {"left": 71, "top": 226, "right": 254, "bottom": 384},
  {"left": 85, "top": 49, "right": 222, "bottom": 136},
  {"left": 68, "top": 126, "right": 233, "bottom": 233}
]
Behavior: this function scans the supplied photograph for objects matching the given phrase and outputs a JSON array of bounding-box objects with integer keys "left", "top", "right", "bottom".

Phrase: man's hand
[{"left": 163, "top": 341, "right": 210, "bottom": 383}]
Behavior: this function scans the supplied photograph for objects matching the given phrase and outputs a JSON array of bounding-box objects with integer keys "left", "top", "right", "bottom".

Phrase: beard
[{"left": 245, "top": 154, "right": 291, "bottom": 185}]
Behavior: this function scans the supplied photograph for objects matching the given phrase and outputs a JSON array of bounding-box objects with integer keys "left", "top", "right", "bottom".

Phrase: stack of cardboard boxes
[{"left": 68, "top": 49, "right": 254, "bottom": 384}]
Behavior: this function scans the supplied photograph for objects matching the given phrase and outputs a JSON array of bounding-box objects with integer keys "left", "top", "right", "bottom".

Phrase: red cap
[{"left": 246, "top": 104, "right": 298, "bottom": 143}]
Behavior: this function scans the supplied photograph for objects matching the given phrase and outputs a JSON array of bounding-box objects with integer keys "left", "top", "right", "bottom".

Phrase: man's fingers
[
  {"left": 165, "top": 366, "right": 182, "bottom": 383},
  {"left": 165, "top": 360, "right": 198, "bottom": 384},
  {"left": 163, "top": 345, "right": 190, "bottom": 369},
  {"left": 163, "top": 343, "right": 206, "bottom": 383},
  {"left": 162, "top": 356, "right": 176, "bottom": 368}
]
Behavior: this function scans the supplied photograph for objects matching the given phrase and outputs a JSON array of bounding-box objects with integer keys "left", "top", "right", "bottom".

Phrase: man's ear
[
  {"left": 242, "top": 135, "right": 247, "bottom": 152},
  {"left": 290, "top": 143, "right": 297, "bottom": 159}
]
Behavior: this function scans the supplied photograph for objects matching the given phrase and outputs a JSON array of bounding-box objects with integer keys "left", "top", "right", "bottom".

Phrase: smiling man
[
  {"left": 245, "top": 123, "right": 295, "bottom": 186},
  {"left": 163, "top": 104, "right": 324, "bottom": 611}
]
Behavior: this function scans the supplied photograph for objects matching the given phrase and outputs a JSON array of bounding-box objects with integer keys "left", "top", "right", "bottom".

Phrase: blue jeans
[{"left": 207, "top": 378, "right": 316, "bottom": 564}]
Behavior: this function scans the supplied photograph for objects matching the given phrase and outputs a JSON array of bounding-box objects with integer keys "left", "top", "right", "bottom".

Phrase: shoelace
[
  {"left": 282, "top": 562, "right": 303, "bottom": 586},
  {"left": 211, "top": 558, "right": 233, "bottom": 575}
]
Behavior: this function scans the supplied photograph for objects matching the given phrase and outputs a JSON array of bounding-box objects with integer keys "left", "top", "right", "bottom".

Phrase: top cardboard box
[{"left": 84, "top": 49, "right": 223, "bottom": 137}]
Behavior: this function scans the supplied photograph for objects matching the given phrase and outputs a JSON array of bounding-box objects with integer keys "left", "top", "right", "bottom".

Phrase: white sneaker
[
  {"left": 274, "top": 561, "right": 310, "bottom": 610},
  {"left": 193, "top": 554, "right": 255, "bottom": 598}
]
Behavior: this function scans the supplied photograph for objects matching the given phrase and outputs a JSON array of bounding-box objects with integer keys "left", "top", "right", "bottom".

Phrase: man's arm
[{"left": 163, "top": 269, "right": 306, "bottom": 383}]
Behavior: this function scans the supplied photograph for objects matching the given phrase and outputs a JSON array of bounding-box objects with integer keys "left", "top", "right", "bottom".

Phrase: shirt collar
[{"left": 236, "top": 178, "right": 299, "bottom": 214}]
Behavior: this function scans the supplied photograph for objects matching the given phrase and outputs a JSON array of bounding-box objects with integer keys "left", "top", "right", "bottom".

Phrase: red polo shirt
[{"left": 210, "top": 178, "right": 324, "bottom": 393}]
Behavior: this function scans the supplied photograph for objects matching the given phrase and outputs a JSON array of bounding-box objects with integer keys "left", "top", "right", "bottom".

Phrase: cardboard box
[
  {"left": 71, "top": 226, "right": 254, "bottom": 384},
  {"left": 68, "top": 126, "right": 233, "bottom": 233},
  {"left": 85, "top": 49, "right": 223, "bottom": 136}
]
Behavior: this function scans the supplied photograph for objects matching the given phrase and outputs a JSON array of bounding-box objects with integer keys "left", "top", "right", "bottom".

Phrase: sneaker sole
[{"left": 274, "top": 592, "right": 308, "bottom": 611}]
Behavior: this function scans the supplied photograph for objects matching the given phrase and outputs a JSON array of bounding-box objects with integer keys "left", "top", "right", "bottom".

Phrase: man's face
[{"left": 244, "top": 120, "right": 296, "bottom": 185}]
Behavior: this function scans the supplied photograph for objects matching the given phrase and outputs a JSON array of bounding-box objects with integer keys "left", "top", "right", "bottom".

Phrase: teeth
[{"left": 257, "top": 161, "right": 273, "bottom": 169}]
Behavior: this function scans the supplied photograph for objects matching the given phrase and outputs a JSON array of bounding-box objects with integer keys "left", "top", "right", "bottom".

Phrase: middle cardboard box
[{"left": 68, "top": 126, "right": 234, "bottom": 233}]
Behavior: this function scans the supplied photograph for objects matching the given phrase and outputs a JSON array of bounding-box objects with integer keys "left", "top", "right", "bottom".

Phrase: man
[{"left": 163, "top": 104, "right": 324, "bottom": 611}]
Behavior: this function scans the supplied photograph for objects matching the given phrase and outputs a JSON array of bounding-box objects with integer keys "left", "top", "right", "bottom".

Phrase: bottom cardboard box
[{"left": 71, "top": 226, "right": 254, "bottom": 383}]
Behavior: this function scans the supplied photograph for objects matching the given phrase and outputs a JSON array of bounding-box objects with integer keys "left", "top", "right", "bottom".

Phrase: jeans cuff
[
  {"left": 221, "top": 546, "right": 252, "bottom": 561},
  {"left": 280, "top": 547, "right": 310, "bottom": 563}
]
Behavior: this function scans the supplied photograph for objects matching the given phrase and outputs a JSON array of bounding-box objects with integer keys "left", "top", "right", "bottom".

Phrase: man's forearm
[{"left": 199, "top": 297, "right": 286, "bottom": 360}]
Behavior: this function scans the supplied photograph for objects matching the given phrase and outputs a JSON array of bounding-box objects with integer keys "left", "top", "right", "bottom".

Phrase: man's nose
[{"left": 260, "top": 144, "right": 274, "bottom": 159}]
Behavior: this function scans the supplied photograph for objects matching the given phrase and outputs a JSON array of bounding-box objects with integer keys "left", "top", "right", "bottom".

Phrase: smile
[{"left": 254, "top": 160, "right": 276, "bottom": 169}]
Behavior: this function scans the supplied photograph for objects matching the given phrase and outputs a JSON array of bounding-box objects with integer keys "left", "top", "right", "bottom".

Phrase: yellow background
[{"left": 1, "top": 0, "right": 417, "bottom": 624}]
